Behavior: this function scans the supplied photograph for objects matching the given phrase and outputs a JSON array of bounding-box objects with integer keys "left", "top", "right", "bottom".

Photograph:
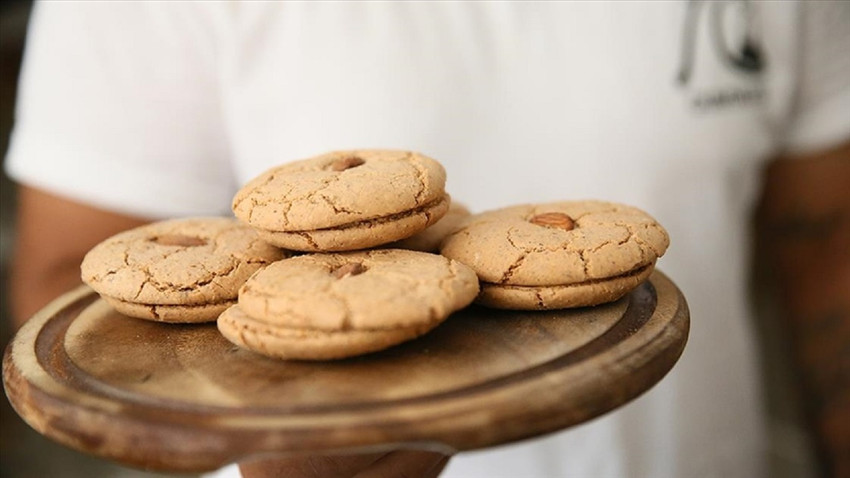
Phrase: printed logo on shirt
[{"left": 676, "top": 0, "right": 766, "bottom": 111}]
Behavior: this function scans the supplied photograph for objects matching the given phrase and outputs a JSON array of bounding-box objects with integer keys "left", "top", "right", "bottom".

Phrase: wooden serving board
[{"left": 3, "top": 271, "right": 688, "bottom": 473}]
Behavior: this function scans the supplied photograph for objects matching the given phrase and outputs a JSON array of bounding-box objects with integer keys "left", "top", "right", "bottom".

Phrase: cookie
[
  {"left": 231, "top": 150, "right": 450, "bottom": 252},
  {"left": 81, "top": 217, "right": 288, "bottom": 322},
  {"left": 387, "top": 201, "right": 471, "bottom": 252},
  {"left": 217, "top": 249, "right": 479, "bottom": 360},
  {"left": 440, "top": 201, "right": 669, "bottom": 309}
]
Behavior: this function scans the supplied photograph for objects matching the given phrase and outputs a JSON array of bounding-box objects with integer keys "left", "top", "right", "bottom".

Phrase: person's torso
[{"left": 205, "top": 2, "right": 799, "bottom": 476}]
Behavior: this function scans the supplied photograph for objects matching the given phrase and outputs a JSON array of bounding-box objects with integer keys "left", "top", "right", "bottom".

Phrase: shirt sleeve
[
  {"left": 4, "top": 1, "right": 235, "bottom": 219},
  {"left": 782, "top": 1, "right": 850, "bottom": 155}
]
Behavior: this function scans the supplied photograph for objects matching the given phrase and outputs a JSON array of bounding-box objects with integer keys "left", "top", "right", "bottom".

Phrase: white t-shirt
[{"left": 6, "top": 2, "right": 850, "bottom": 477}]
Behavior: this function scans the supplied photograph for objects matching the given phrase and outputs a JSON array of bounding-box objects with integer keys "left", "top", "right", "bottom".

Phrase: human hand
[{"left": 238, "top": 450, "right": 450, "bottom": 478}]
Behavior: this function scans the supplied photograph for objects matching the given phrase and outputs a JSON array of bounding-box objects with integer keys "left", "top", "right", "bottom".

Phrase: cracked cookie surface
[
  {"left": 232, "top": 150, "right": 449, "bottom": 251},
  {"left": 218, "top": 249, "right": 479, "bottom": 360},
  {"left": 440, "top": 200, "right": 669, "bottom": 309},
  {"left": 81, "top": 217, "right": 288, "bottom": 322}
]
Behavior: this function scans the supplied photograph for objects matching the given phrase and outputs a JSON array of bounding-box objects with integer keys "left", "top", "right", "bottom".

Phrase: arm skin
[
  {"left": 7, "top": 184, "right": 450, "bottom": 478},
  {"left": 9, "top": 185, "right": 150, "bottom": 329},
  {"left": 755, "top": 139, "right": 850, "bottom": 477}
]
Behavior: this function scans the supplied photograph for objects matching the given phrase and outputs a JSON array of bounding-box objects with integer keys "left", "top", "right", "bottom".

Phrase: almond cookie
[
  {"left": 387, "top": 201, "right": 471, "bottom": 252},
  {"left": 440, "top": 201, "right": 669, "bottom": 310},
  {"left": 218, "top": 249, "right": 479, "bottom": 360},
  {"left": 81, "top": 217, "right": 288, "bottom": 323},
  {"left": 231, "top": 150, "right": 450, "bottom": 252}
]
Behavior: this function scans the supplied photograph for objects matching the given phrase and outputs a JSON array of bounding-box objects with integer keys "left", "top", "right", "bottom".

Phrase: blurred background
[{"left": 0, "top": 2, "right": 821, "bottom": 478}]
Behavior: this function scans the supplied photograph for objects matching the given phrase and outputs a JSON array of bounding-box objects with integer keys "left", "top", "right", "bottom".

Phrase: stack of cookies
[
  {"left": 439, "top": 201, "right": 670, "bottom": 310},
  {"left": 81, "top": 149, "right": 669, "bottom": 361},
  {"left": 220, "top": 150, "right": 481, "bottom": 359},
  {"left": 80, "top": 217, "right": 287, "bottom": 323}
]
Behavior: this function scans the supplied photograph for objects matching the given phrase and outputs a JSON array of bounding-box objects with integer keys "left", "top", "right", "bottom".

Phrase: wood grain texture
[{"left": 3, "top": 271, "right": 689, "bottom": 473}]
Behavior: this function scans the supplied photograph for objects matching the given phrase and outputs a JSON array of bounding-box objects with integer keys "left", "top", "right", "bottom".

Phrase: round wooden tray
[{"left": 3, "top": 270, "right": 688, "bottom": 473}]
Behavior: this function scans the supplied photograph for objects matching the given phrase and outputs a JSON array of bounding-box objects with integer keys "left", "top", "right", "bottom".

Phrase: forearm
[
  {"left": 10, "top": 247, "right": 86, "bottom": 329},
  {"left": 9, "top": 185, "right": 149, "bottom": 329},
  {"left": 757, "top": 144, "right": 850, "bottom": 476}
]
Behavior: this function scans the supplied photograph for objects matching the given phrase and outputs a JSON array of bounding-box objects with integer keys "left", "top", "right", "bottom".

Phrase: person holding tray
[{"left": 5, "top": 2, "right": 849, "bottom": 477}]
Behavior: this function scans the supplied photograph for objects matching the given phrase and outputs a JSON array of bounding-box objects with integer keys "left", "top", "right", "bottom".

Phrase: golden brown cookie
[
  {"left": 387, "top": 201, "right": 471, "bottom": 252},
  {"left": 81, "top": 217, "right": 288, "bottom": 322},
  {"left": 440, "top": 201, "right": 669, "bottom": 309},
  {"left": 217, "top": 249, "right": 479, "bottom": 360},
  {"left": 232, "top": 150, "right": 450, "bottom": 252}
]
